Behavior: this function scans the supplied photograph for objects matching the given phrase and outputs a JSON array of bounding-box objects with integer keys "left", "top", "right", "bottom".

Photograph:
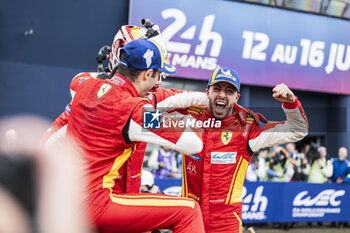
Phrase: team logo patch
[
  {"left": 143, "top": 49, "right": 154, "bottom": 68},
  {"left": 222, "top": 69, "right": 231, "bottom": 76},
  {"left": 113, "top": 76, "right": 126, "bottom": 86},
  {"left": 221, "top": 131, "right": 232, "bottom": 145},
  {"left": 187, "top": 154, "right": 202, "bottom": 161},
  {"left": 143, "top": 110, "right": 161, "bottom": 129},
  {"left": 97, "top": 83, "right": 112, "bottom": 98},
  {"left": 187, "top": 162, "right": 197, "bottom": 175},
  {"left": 216, "top": 69, "right": 237, "bottom": 81},
  {"left": 211, "top": 152, "right": 237, "bottom": 164}
]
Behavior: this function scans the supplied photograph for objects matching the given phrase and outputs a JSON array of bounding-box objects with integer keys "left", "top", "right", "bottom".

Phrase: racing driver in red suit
[
  {"left": 63, "top": 38, "right": 208, "bottom": 233},
  {"left": 43, "top": 23, "right": 179, "bottom": 144},
  {"left": 43, "top": 22, "right": 268, "bottom": 233},
  {"left": 176, "top": 67, "right": 309, "bottom": 233}
]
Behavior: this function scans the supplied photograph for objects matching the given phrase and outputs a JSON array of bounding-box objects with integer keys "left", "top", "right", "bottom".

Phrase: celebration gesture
[{"left": 272, "top": 83, "right": 296, "bottom": 103}]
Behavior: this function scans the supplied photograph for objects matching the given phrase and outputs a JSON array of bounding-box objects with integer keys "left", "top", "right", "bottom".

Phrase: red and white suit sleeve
[
  {"left": 248, "top": 97, "right": 309, "bottom": 153},
  {"left": 128, "top": 102, "right": 203, "bottom": 155},
  {"left": 153, "top": 88, "right": 208, "bottom": 111}
]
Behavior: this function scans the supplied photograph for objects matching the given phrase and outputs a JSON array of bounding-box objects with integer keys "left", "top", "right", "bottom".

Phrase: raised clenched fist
[{"left": 272, "top": 83, "right": 296, "bottom": 103}]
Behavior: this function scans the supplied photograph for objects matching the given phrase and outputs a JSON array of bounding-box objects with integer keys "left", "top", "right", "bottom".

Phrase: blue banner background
[
  {"left": 130, "top": 0, "right": 350, "bottom": 94},
  {"left": 155, "top": 179, "right": 350, "bottom": 223}
]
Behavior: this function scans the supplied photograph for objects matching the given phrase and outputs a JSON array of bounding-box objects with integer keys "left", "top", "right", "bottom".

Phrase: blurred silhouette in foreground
[{"left": 0, "top": 115, "right": 90, "bottom": 233}]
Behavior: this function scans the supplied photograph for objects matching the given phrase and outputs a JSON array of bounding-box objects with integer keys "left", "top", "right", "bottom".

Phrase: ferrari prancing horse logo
[
  {"left": 221, "top": 131, "right": 232, "bottom": 145},
  {"left": 97, "top": 83, "right": 112, "bottom": 98}
]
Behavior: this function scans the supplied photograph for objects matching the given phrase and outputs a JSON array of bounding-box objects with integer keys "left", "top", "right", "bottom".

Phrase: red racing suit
[
  {"left": 61, "top": 72, "right": 208, "bottom": 233},
  {"left": 179, "top": 98, "right": 308, "bottom": 233},
  {"left": 43, "top": 72, "right": 207, "bottom": 146},
  {"left": 44, "top": 72, "right": 208, "bottom": 193}
]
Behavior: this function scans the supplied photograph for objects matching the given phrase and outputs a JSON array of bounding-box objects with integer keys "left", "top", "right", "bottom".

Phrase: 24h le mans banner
[{"left": 129, "top": 0, "right": 350, "bottom": 95}]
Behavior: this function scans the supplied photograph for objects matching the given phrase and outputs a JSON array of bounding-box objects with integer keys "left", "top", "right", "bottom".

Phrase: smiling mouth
[{"left": 214, "top": 100, "right": 227, "bottom": 114}]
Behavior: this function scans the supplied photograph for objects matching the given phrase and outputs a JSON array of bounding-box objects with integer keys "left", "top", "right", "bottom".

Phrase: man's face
[{"left": 206, "top": 82, "right": 240, "bottom": 120}]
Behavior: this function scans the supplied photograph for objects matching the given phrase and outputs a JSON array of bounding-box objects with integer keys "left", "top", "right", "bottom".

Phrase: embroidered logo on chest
[
  {"left": 221, "top": 131, "right": 233, "bottom": 145},
  {"left": 211, "top": 152, "right": 237, "bottom": 164}
]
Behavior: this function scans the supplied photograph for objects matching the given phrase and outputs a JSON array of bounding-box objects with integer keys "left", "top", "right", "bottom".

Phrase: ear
[
  {"left": 145, "top": 69, "right": 154, "bottom": 80},
  {"left": 235, "top": 93, "right": 241, "bottom": 104},
  {"left": 206, "top": 87, "right": 210, "bottom": 97},
  {"left": 140, "top": 70, "right": 153, "bottom": 82},
  {"left": 137, "top": 70, "right": 147, "bottom": 82}
]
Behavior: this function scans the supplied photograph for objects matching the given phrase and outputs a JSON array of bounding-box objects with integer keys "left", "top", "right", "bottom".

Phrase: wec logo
[
  {"left": 293, "top": 189, "right": 345, "bottom": 207},
  {"left": 161, "top": 8, "right": 222, "bottom": 70},
  {"left": 211, "top": 152, "right": 236, "bottom": 164},
  {"left": 212, "top": 153, "right": 235, "bottom": 159}
]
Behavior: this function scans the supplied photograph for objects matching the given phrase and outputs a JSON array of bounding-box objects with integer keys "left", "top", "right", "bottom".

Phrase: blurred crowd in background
[
  {"left": 246, "top": 143, "right": 349, "bottom": 184},
  {"left": 143, "top": 143, "right": 350, "bottom": 185}
]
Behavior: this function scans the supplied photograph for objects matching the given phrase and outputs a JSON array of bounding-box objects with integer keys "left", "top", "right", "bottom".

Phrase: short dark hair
[{"left": 118, "top": 50, "right": 143, "bottom": 82}]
